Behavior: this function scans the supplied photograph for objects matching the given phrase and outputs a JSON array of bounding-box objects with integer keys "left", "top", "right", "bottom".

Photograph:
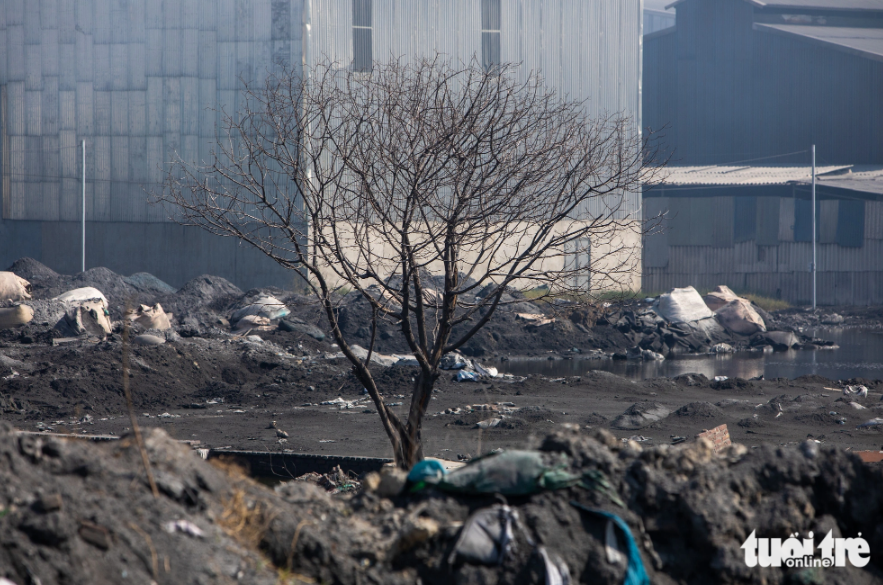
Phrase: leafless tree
[{"left": 160, "top": 57, "right": 663, "bottom": 468}]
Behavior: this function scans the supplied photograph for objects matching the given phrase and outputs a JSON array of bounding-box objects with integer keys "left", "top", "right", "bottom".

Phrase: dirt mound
[
  {"left": 610, "top": 402, "right": 671, "bottom": 430},
  {"left": 6, "top": 257, "right": 59, "bottom": 281},
  {"left": 3, "top": 424, "right": 883, "bottom": 585},
  {"left": 674, "top": 401, "right": 725, "bottom": 419}
]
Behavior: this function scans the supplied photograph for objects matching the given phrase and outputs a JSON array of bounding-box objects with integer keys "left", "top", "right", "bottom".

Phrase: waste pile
[
  {"left": 1, "top": 422, "right": 881, "bottom": 585},
  {"left": 1, "top": 258, "right": 833, "bottom": 360}
]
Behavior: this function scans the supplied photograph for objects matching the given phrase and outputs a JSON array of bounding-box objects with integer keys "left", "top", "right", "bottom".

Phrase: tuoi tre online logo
[{"left": 741, "top": 530, "right": 870, "bottom": 568}]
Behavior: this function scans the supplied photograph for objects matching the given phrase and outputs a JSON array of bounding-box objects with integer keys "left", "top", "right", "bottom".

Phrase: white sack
[
  {"left": 0, "top": 272, "right": 32, "bottom": 302},
  {"left": 715, "top": 298, "right": 767, "bottom": 335},
  {"left": 703, "top": 285, "right": 739, "bottom": 311},
  {"left": 654, "top": 286, "right": 714, "bottom": 323},
  {"left": 0, "top": 305, "right": 34, "bottom": 329}
]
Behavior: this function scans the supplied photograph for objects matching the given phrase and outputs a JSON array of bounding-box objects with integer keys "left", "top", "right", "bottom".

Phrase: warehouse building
[{"left": 0, "top": 0, "right": 643, "bottom": 290}]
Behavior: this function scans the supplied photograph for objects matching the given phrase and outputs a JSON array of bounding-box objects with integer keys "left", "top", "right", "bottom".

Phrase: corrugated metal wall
[
  {"left": 643, "top": 0, "right": 883, "bottom": 165},
  {"left": 643, "top": 193, "right": 883, "bottom": 305},
  {"left": 306, "top": 0, "right": 644, "bottom": 220},
  {"left": 0, "top": 0, "right": 305, "bottom": 223}
]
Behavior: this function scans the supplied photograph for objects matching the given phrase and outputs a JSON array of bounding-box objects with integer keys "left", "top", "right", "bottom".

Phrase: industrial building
[
  {"left": 0, "top": 0, "right": 643, "bottom": 290},
  {"left": 642, "top": 0, "right": 883, "bottom": 304}
]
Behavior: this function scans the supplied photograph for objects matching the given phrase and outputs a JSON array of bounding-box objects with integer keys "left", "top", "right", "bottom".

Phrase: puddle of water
[{"left": 496, "top": 328, "right": 883, "bottom": 381}]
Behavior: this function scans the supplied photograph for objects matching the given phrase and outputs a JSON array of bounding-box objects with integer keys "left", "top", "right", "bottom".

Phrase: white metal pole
[
  {"left": 811, "top": 144, "right": 816, "bottom": 310},
  {"left": 82, "top": 140, "right": 86, "bottom": 273}
]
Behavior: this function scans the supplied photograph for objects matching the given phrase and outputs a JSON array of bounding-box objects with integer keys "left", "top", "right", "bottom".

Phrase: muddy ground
[
  {"left": 1, "top": 258, "right": 883, "bottom": 460},
  {"left": 2, "top": 335, "right": 883, "bottom": 460}
]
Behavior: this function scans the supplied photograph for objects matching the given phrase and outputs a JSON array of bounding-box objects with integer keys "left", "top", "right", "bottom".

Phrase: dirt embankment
[{"left": 2, "top": 422, "right": 883, "bottom": 585}]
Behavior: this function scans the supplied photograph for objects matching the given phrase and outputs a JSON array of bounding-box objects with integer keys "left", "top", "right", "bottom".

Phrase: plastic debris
[
  {"left": 407, "top": 459, "right": 447, "bottom": 487},
  {"left": 456, "top": 370, "right": 479, "bottom": 382},
  {"left": 538, "top": 546, "right": 572, "bottom": 585},
  {"left": 569, "top": 502, "right": 650, "bottom": 585},
  {"left": 163, "top": 520, "right": 204, "bottom": 538},
  {"left": 440, "top": 352, "right": 472, "bottom": 370},
  {"left": 714, "top": 376, "right": 728, "bottom": 382},
  {"left": 430, "top": 450, "right": 580, "bottom": 496},
  {"left": 475, "top": 417, "right": 503, "bottom": 429},
  {"left": 448, "top": 504, "right": 522, "bottom": 565},
  {"left": 842, "top": 385, "right": 869, "bottom": 398},
  {"left": 0, "top": 305, "right": 34, "bottom": 329}
]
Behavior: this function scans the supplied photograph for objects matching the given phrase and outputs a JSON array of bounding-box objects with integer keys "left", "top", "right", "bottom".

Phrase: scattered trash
[
  {"left": 842, "top": 385, "right": 869, "bottom": 398},
  {"left": 475, "top": 417, "right": 503, "bottom": 429},
  {"left": 569, "top": 502, "right": 650, "bottom": 585},
  {"left": 654, "top": 286, "right": 713, "bottom": 323},
  {"left": 538, "top": 545, "right": 572, "bottom": 585},
  {"left": 456, "top": 370, "right": 479, "bottom": 382},
  {"left": 713, "top": 376, "right": 728, "bottom": 382},
  {"left": 0, "top": 304, "right": 34, "bottom": 329},
  {"left": 702, "top": 285, "right": 739, "bottom": 312},
  {"left": 696, "top": 424, "right": 731, "bottom": 453},
  {"left": 440, "top": 352, "right": 472, "bottom": 370},
  {"left": 515, "top": 313, "right": 556, "bottom": 327},
  {"left": 857, "top": 417, "right": 883, "bottom": 428},
  {"left": 710, "top": 343, "right": 734, "bottom": 354},
  {"left": 714, "top": 298, "right": 766, "bottom": 335},
  {"left": 133, "top": 334, "right": 166, "bottom": 346},
  {"left": 54, "top": 298, "right": 111, "bottom": 338},
  {"left": 426, "top": 450, "right": 580, "bottom": 496},
  {"left": 671, "top": 436, "right": 686, "bottom": 445},
  {"left": 126, "top": 303, "right": 173, "bottom": 331},
  {"left": 448, "top": 504, "right": 523, "bottom": 565},
  {"left": 230, "top": 295, "right": 290, "bottom": 324},
  {"left": 474, "top": 362, "right": 499, "bottom": 378},
  {"left": 278, "top": 318, "right": 326, "bottom": 341},
  {"left": 163, "top": 520, "right": 204, "bottom": 538},
  {"left": 158, "top": 412, "right": 180, "bottom": 418},
  {"left": 623, "top": 435, "right": 652, "bottom": 442}
]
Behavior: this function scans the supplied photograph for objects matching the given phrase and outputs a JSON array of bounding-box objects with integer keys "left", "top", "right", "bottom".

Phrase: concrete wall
[{"left": 314, "top": 220, "right": 643, "bottom": 293}]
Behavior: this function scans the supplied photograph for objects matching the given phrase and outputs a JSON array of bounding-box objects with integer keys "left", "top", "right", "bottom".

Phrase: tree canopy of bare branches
[{"left": 161, "top": 57, "right": 662, "bottom": 467}]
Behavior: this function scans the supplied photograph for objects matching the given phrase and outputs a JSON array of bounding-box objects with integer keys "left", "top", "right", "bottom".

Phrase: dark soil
[{"left": 2, "top": 422, "right": 883, "bottom": 585}]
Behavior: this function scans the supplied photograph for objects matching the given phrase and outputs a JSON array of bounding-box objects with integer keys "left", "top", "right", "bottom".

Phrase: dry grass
[
  {"left": 739, "top": 293, "right": 791, "bottom": 312},
  {"left": 218, "top": 488, "right": 276, "bottom": 550}
]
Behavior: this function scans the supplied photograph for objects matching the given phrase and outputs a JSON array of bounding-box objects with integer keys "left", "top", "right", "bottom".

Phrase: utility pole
[
  {"left": 811, "top": 144, "right": 816, "bottom": 310},
  {"left": 82, "top": 140, "right": 86, "bottom": 273}
]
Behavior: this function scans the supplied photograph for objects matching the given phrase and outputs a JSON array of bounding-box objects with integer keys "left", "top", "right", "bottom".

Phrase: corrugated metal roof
[
  {"left": 746, "top": 0, "right": 883, "bottom": 10},
  {"left": 814, "top": 167, "right": 883, "bottom": 195},
  {"left": 667, "top": 0, "right": 883, "bottom": 11},
  {"left": 657, "top": 165, "right": 852, "bottom": 186},
  {"left": 755, "top": 24, "right": 883, "bottom": 61}
]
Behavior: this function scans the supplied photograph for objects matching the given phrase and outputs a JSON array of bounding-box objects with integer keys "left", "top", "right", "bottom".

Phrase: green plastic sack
[{"left": 433, "top": 450, "right": 580, "bottom": 496}]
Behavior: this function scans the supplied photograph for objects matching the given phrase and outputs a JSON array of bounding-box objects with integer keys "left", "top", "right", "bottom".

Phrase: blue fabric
[
  {"left": 570, "top": 502, "right": 650, "bottom": 585},
  {"left": 407, "top": 459, "right": 447, "bottom": 484}
]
